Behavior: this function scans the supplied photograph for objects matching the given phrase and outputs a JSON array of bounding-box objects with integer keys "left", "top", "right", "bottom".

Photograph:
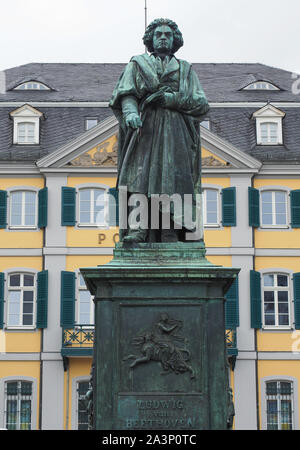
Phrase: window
[
  {"left": 263, "top": 273, "right": 290, "bottom": 327},
  {"left": 77, "top": 381, "right": 89, "bottom": 430},
  {"left": 10, "top": 191, "right": 37, "bottom": 228},
  {"left": 203, "top": 189, "right": 219, "bottom": 226},
  {"left": 244, "top": 81, "right": 279, "bottom": 90},
  {"left": 85, "top": 118, "right": 98, "bottom": 130},
  {"left": 77, "top": 274, "right": 94, "bottom": 326},
  {"left": 252, "top": 104, "right": 284, "bottom": 145},
  {"left": 17, "top": 122, "right": 35, "bottom": 144},
  {"left": 79, "top": 188, "right": 107, "bottom": 226},
  {"left": 260, "top": 122, "right": 279, "bottom": 144},
  {"left": 266, "top": 381, "right": 293, "bottom": 430},
  {"left": 7, "top": 273, "right": 35, "bottom": 328},
  {"left": 5, "top": 381, "right": 32, "bottom": 430},
  {"left": 201, "top": 119, "right": 210, "bottom": 130},
  {"left": 10, "top": 105, "right": 43, "bottom": 145},
  {"left": 14, "top": 82, "right": 50, "bottom": 90},
  {"left": 261, "top": 190, "right": 287, "bottom": 227}
]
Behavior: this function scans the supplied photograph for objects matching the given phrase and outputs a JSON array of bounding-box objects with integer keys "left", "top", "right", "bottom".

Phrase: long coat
[{"left": 109, "top": 53, "right": 209, "bottom": 226}]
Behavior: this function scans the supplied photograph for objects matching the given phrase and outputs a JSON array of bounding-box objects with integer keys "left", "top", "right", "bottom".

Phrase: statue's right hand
[{"left": 125, "top": 113, "right": 142, "bottom": 129}]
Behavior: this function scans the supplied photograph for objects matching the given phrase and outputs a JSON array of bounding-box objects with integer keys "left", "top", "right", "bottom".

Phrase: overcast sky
[{"left": 0, "top": 0, "right": 299, "bottom": 74}]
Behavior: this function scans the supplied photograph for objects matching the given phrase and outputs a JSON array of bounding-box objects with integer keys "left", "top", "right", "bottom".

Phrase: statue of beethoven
[{"left": 109, "top": 18, "right": 209, "bottom": 243}]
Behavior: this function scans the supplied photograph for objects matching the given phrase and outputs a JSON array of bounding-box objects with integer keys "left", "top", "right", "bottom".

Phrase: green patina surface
[{"left": 81, "top": 243, "right": 239, "bottom": 430}]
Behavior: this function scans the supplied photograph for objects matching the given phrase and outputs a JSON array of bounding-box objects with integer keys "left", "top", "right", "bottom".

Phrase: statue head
[{"left": 143, "top": 18, "right": 184, "bottom": 55}]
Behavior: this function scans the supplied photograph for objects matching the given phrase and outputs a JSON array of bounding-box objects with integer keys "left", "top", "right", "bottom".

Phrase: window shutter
[
  {"left": 60, "top": 271, "right": 75, "bottom": 327},
  {"left": 250, "top": 270, "right": 262, "bottom": 329},
  {"left": 38, "top": 187, "right": 48, "bottom": 228},
  {"left": 248, "top": 187, "right": 260, "bottom": 227},
  {"left": 0, "top": 190, "right": 7, "bottom": 229},
  {"left": 61, "top": 187, "right": 76, "bottom": 226},
  {"left": 225, "top": 277, "right": 239, "bottom": 328},
  {"left": 108, "top": 187, "right": 119, "bottom": 227},
  {"left": 293, "top": 273, "right": 300, "bottom": 329},
  {"left": 36, "top": 270, "right": 48, "bottom": 328},
  {"left": 291, "top": 190, "right": 300, "bottom": 228},
  {"left": 222, "top": 187, "right": 236, "bottom": 226},
  {"left": 0, "top": 272, "right": 4, "bottom": 329}
]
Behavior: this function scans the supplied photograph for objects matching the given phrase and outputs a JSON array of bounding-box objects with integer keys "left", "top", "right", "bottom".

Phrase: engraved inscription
[
  {"left": 123, "top": 313, "right": 195, "bottom": 379},
  {"left": 118, "top": 394, "right": 204, "bottom": 430}
]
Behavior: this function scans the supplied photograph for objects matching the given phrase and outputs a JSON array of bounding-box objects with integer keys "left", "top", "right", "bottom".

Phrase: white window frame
[
  {"left": 14, "top": 81, "right": 50, "bottom": 90},
  {"left": 10, "top": 105, "right": 43, "bottom": 145},
  {"left": 244, "top": 81, "right": 279, "bottom": 90},
  {"left": 202, "top": 187, "right": 221, "bottom": 228},
  {"left": 253, "top": 105, "right": 285, "bottom": 146},
  {"left": 0, "top": 376, "right": 38, "bottom": 430},
  {"left": 261, "top": 376, "right": 298, "bottom": 430},
  {"left": 8, "top": 189, "right": 38, "bottom": 229},
  {"left": 261, "top": 272, "right": 292, "bottom": 330},
  {"left": 85, "top": 118, "right": 98, "bottom": 130},
  {"left": 71, "top": 376, "right": 90, "bottom": 430},
  {"left": 76, "top": 184, "right": 109, "bottom": 228},
  {"left": 260, "top": 189, "right": 289, "bottom": 229},
  {"left": 75, "top": 271, "right": 94, "bottom": 327},
  {"left": 6, "top": 271, "right": 37, "bottom": 330}
]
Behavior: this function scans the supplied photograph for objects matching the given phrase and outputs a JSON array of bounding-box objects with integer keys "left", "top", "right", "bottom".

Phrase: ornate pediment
[
  {"left": 202, "top": 155, "right": 229, "bottom": 167},
  {"left": 69, "top": 136, "right": 118, "bottom": 167}
]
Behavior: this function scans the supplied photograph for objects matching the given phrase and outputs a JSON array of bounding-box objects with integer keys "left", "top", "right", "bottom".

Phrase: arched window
[
  {"left": 7, "top": 272, "right": 36, "bottom": 328},
  {"left": 244, "top": 81, "right": 279, "bottom": 90},
  {"left": 261, "top": 190, "right": 288, "bottom": 226},
  {"left": 266, "top": 380, "right": 293, "bottom": 429},
  {"left": 10, "top": 190, "right": 37, "bottom": 228},
  {"left": 78, "top": 188, "right": 107, "bottom": 226},
  {"left": 5, "top": 380, "right": 33, "bottom": 429},
  {"left": 14, "top": 81, "right": 50, "bottom": 91}
]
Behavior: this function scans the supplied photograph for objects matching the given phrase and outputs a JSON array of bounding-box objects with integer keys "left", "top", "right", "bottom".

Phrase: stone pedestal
[{"left": 81, "top": 242, "right": 239, "bottom": 430}]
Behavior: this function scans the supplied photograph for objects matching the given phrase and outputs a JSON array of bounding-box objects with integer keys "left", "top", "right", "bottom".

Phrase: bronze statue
[{"left": 110, "top": 18, "right": 209, "bottom": 243}]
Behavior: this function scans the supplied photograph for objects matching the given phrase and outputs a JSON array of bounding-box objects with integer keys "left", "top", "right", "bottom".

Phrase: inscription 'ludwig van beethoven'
[{"left": 123, "top": 313, "right": 195, "bottom": 379}]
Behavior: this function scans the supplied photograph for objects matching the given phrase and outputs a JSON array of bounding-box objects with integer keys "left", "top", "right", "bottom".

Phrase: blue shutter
[
  {"left": 0, "top": 190, "right": 7, "bottom": 229},
  {"left": 60, "top": 271, "right": 75, "bottom": 328},
  {"left": 0, "top": 272, "right": 4, "bottom": 329},
  {"left": 222, "top": 187, "right": 236, "bottom": 226},
  {"left": 293, "top": 273, "right": 300, "bottom": 329},
  {"left": 248, "top": 187, "right": 260, "bottom": 227},
  {"left": 250, "top": 270, "right": 262, "bottom": 329},
  {"left": 108, "top": 187, "right": 119, "bottom": 227},
  {"left": 61, "top": 187, "right": 76, "bottom": 226},
  {"left": 38, "top": 187, "right": 48, "bottom": 228},
  {"left": 291, "top": 190, "right": 300, "bottom": 228},
  {"left": 36, "top": 270, "right": 48, "bottom": 328},
  {"left": 225, "top": 277, "right": 239, "bottom": 328}
]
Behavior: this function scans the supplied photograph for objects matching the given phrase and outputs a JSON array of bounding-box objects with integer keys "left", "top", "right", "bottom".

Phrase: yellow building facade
[{"left": 1, "top": 63, "right": 300, "bottom": 430}]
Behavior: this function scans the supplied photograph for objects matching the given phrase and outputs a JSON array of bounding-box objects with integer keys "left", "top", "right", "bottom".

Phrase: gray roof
[
  {"left": 1, "top": 62, "right": 298, "bottom": 103},
  {"left": 0, "top": 62, "right": 299, "bottom": 163}
]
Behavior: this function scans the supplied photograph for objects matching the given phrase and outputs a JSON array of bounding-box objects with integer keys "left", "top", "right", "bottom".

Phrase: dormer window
[
  {"left": 244, "top": 81, "right": 279, "bottom": 91},
  {"left": 14, "top": 81, "right": 50, "bottom": 91},
  {"left": 252, "top": 104, "right": 285, "bottom": 145},
  {"left": 10, "top": 104, "right": 43, "bottom": 145}
]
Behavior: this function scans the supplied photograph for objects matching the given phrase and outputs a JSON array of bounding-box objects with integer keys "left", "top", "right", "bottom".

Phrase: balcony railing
[
  {"left": 61, "top": 325, "right": 95, "bottom": 356},
  {"left": 226, "top": 328, "right": 238, "bottom": 356}
]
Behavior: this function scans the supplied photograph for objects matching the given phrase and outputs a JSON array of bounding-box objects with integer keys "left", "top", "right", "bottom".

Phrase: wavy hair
[{"left": 143, "top": 18, "right": 184, "bottom": 54}]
